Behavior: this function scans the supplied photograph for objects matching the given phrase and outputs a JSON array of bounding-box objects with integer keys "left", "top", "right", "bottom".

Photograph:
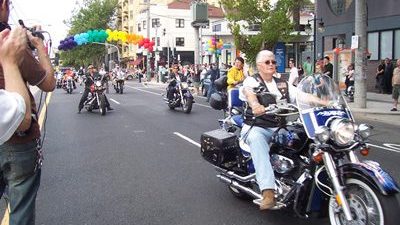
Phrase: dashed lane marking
[
  {"left": 173, "top": 132, "right": 201, "bottom": 148},
  {"left": 368, "top": 143, "right": 400, "bottom": 153},
  {"left": 110, "top": 98, "right": 120, "bottom": 105}
]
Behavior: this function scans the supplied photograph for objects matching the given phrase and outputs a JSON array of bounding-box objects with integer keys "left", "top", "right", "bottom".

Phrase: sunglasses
[{"left": 264, "top": 60, "right": 277, "bottom": 65}]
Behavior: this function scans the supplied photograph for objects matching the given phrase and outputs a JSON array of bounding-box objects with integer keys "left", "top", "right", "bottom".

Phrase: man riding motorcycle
[
  {"left": 239, "top": 50, "right": 298, "bottom": 210},
  {"left": 166, "top": 64, "right": 186, "bottom": 102},
  {"left": 62, "top": 69, "right": 76, "bottom": 89},
  {"left": 78, "top": 65, "right": 113, "bottom": 113}
]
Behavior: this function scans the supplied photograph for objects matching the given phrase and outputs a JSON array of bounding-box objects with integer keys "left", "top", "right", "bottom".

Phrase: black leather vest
[{"left": 244, "top": 74, "right": 290, "bottom": 128}]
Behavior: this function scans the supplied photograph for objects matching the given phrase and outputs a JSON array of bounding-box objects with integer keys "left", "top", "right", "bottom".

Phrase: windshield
[
  {"left": 295, "top": 74, "right": 354, "bottom": 138},
  {"left": 296, "top": 74, "right": 346, "bottom": 111}
]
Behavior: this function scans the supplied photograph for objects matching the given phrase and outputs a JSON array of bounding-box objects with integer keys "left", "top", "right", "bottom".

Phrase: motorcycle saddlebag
[{"left": 200, "top": 129, "right": 238, "bottom": 167}]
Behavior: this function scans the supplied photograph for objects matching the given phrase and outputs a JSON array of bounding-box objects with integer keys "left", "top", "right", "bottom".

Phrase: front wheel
[
  {"left": 183, "top": 98, "right": 193, "bottom": 113},
  {"left": 329, "top": 178, "right": 400, "bottom": 225},
  {"left": 99, "top": 94, "right": 107, "bottom": 116}
]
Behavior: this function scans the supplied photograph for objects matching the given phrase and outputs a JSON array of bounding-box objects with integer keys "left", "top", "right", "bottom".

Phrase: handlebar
[{"left": 262, "top": 103, "right": 299, "bottom": 116}]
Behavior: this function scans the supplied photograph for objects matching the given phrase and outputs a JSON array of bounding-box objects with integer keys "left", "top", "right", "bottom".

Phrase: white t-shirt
[
  {"left": 239, "top": 76, "right": 298, "bottom": 104},
  {"left": 0, "top": 90, "right": 26, "bottom": 144},
  {"left": 288, "top": 67, "right": 299, "bottom": 86}
]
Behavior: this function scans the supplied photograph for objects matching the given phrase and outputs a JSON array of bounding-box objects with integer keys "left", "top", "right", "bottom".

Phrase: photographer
[
  {"left": 0, "top": 0, "right": 55, "bottom": 224},
  {"left": 0, "top": 27, "right": 31, "bottom": 144}
]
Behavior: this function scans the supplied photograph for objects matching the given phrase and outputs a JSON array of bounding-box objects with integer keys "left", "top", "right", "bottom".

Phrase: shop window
[
  {"left": 367, "top": 32, "right": 378, "bottom": 60},
  {"left": 380, "top": 31, "right": 393, "bottom": 60}
]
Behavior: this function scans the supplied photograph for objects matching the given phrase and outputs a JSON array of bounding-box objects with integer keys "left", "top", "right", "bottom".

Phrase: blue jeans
[
  {"left": 0, "top": 141, "right": 41, "bottom": 225},
  {"left": 206, "top": 83, "right": 216, "bottom": 102},
  {"left": 241, "top": 125, "right": 276, "bottom": 191}
]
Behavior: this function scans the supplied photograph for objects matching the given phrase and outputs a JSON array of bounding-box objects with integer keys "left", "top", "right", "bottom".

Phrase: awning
[{"left": 130, "top": 57, "right": 143, "bottom": 66}]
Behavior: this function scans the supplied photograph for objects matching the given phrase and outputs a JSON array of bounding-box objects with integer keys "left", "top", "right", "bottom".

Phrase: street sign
[{"left": 351, "top": 35, "right": 359, "bottom": 49}]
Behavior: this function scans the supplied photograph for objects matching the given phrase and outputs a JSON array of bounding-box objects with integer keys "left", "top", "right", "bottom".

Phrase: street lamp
[{"left": 305, "top": 17, "right": 325, "bottom": 72}]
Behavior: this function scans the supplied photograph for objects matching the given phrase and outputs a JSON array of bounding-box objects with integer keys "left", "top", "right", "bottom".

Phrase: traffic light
[{"left": 163, "top": 28, "right": 166, "bottom": 36}]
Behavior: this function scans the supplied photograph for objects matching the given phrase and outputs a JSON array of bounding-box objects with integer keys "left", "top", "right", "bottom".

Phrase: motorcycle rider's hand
[{"left": 252, "top": 103, "right": 265, "bottom": 116}]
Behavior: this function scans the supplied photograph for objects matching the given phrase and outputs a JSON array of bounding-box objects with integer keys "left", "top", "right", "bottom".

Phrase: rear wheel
[{"left": 328, "top": 178, "right": 400, "bottom": 225}]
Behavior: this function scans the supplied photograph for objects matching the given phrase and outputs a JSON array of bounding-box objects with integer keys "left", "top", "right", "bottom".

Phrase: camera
[{"left": 18, "top": 19, "right": 45, "bottom": 50}]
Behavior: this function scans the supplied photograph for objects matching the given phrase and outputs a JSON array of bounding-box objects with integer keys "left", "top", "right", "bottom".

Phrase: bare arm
[
  {"left": 0, "top": 28, "right": 32, "bottom": 131},
  {"left": 27, "top": 31, "right": 55, "bottom": 92},
  {"left": 242, "top": 87, "right": 265, "bottom": 116}
]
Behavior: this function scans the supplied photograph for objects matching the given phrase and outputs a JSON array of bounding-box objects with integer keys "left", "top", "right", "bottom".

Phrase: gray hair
[{"left": 256, "top": 50, "right": 275, "bottom": 63}]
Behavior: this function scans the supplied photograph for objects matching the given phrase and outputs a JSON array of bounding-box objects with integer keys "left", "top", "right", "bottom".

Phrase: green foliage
[
  {"left": 60, "top": 0, "right": 118, "bottom": 68},
  {"left": 220, "top": 0, "right": 306, "bottom": 64}
]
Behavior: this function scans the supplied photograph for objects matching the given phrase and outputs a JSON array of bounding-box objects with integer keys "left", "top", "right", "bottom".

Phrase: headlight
[
  {"left": 358, "top": 123, "right": 373, "bottom": 139},
  {"left": 315, "top": 126, "right": 330, "bottom": 143},
  {"left": 181, "top": 82, "right": 189, "bottom": 89},
  {"left": 95, "top": 81, "right": 102, "bottom": 87},
  {"left": 330, "top": 119, "right": 355, "bottom": 146}
]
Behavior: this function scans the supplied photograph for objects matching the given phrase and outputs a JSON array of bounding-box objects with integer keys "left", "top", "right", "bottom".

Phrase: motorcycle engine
[{"left": 271, "top": 154, "right": 295, "bottom": 174}]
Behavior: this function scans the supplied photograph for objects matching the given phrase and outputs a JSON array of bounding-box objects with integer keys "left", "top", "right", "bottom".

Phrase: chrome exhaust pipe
[
  {"left": 217, "top": 174, "right": 262, "bottom": 200},
  {"left": 214, "top": 166, "right": 257, "bottom": 183}
]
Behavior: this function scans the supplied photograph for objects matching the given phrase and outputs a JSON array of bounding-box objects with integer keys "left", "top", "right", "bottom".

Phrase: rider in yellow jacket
[{"left": 227, "top": 57, "right": 245, "bottom": 90}]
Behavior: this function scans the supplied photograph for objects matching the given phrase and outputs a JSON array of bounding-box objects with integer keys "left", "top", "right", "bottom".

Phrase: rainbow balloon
[
  {"left": 58, "top": 29, "right": 154, "bottom": 52},
  {"left": 203, "top": 37, "right": 224, "bottom": 55}
]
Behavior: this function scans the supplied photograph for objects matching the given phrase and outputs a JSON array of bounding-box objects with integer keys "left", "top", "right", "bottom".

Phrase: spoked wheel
[{"left": 329, "top": 178, "right": 400, "bottom": 225}]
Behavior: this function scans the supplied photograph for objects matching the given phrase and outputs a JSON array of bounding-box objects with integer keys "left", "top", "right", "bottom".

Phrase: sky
[{"left": 9, "top": 0, "right": 81, "bottom": 53}]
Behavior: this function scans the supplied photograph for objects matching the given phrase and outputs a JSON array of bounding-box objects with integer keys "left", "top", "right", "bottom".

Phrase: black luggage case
[{"left": 200, "top": 129, "right": 238, "bottom": 167}]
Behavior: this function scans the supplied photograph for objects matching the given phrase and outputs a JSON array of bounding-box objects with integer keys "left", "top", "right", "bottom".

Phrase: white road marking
[
  {"left": 110, "top": 98, "right": 120, "bottom": 105},
  {"left": 383, "top": 143, "right": 400, "bottom": 151},
  {"left": 174, "top": 132, "right": 201, "bottom": 148},
  {"left": 126, "top": 85, "right": 212, "bottom": 108},
  {"left": 368, "top": 143, "right": 400, "bottom": 153}
]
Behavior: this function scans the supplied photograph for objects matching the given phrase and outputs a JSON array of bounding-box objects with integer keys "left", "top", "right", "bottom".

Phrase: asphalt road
[{"left": 6, "top": 81, "right": 399, "bottom": 225}]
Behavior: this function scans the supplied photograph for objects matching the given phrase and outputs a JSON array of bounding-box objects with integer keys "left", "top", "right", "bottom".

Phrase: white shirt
[
  {"left": 0, "top": 90, "right": 26, "bottom": 144},
  {"left": 239, "top": 76, "right": 298, "bottom": 104},
  {"left": 288, "top": 67, "right": 299, "bottom": 86}
]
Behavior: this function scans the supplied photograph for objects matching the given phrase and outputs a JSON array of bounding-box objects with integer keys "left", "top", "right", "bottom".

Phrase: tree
[
  {"left": 220, "top": 0, "right": 309, "bottom": 64},
  {"left": 60, "top": 0, "right": 118, "bottom": 68}
]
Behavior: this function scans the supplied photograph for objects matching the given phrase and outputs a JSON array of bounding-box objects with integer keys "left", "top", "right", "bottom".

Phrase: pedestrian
[
  {"left": 344, "top": 63, "right": 354, "bottom": 95},
  {"left": 206, "top": 63, "right": 220, "bottom": 102},
  {"left": 303, "top": 56, "right": 313, "bottom": 76},
  {"left": 0, "top": 0, "right": 56, "bottom": 223},
  {"left": 323, "top": 56, "right": 333, "bottom": 79},
  {"left": 375, "top": 60, "right": 385, "bottom": 93},
  {"left": 192, "top": 64, "right": 201, "bottom": 95},
  {"left": 383, "top": 58, "right": 394, "bottom": 94},
  {"left": 390, "top": 59, "right": 400, "bottom": 111},
  {"left": 315, "top": 58, "right": 324, "bottom": 74},
  {"left": 227, "top": 57, "right": 245, "bottom": 90},
  {"left": 297, "top": 64, "right": 304, "bottom": 81},
  {"left": 288, "top": 60, "right": 299, "bottom": 86}
]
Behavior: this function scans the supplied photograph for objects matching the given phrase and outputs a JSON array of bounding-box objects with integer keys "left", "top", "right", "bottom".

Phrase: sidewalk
[{"left": 347, "top": 92, "right": 400, "bottom": 115}]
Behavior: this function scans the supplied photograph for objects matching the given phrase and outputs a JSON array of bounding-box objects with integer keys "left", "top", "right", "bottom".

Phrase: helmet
[{"left": 209, "top": 92, "right": 227, "bottom": 110}]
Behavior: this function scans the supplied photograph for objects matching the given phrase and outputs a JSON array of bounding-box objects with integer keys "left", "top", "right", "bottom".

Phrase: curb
[{"left": 350, "top": 109, "right": 400, "bottom": 115}]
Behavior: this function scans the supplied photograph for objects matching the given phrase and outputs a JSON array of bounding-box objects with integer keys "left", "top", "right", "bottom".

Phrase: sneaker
[{"left": 390, "top": 108, "right": 397, "bottom": 111}]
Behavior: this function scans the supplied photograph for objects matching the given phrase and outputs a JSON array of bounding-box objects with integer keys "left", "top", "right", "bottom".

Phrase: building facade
[{"left": 316, "top": 0, "right": 400, "bottom": 91}]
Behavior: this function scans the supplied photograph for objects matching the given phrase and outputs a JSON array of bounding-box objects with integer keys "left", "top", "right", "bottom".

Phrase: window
[
  {"left": 130, "top": 10, "right": 133, "bottom": 18},
  {"left": 395, "top": 30, "right": 400, "bottom": 59},
  {"left": 176, "top": 37, "right": 184, "bottom": 47},
  {"left": 152, "top": 37, "right": 161, "bottom": 46},
  {"left": 143, "top": 21, "right": 146, "bottom": 29},
  {"left": 130, "top": 0, "right": 133, "bottom": 4},
  {"left": 212, "top": 24, "right": 221, "bottom": 32},
  {"left": 152, "top": 18, "right": 160, "bottom": 28},
  {"left": 368, "top": 32, "right": 378, "bottom": 60},
  {"left": 380, "top": 31, "right": 393, "bottom": 60},
  {"left": 138, "top": 23, "right": 141, "bottom": 32},
  {"left": 129, "top": 26, "right": 134, "bottom": 33},
  {"left": 176, "top": 19, "right": 184, "bottom": 28}
]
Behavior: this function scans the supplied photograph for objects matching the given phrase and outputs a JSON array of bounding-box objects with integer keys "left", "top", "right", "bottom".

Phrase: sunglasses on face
[{"left": 264, "top": 60, "right": 277, "bottom": 65}]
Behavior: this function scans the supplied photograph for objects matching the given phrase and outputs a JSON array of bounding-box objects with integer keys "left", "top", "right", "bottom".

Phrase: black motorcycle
[
  {"left": 164, "top": 80, "right": 194, "bottom": 113},
  {"left": 63, "top": 77, "right": 74, "bottom": 94},
  {"left": 201, "top": 75, "right": 400, "bottom": 225},
  {"left": 83, "top": 75, "right": 108, "bottom": 116}
]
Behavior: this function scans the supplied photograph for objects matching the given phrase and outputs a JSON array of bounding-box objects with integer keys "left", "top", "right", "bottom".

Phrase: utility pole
[
  {"left": 146, "top": 0, "right": 151, "bottom": 81},
  {"left": 354, "top": 0, "right": 367, "bottom": 108}
]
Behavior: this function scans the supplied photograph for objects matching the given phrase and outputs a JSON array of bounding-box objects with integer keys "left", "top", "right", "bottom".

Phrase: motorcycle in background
[
  {"left": 164, "top": 80, "right": 194, "bottom": 113},
  {"left": 64, "top": 76, "right": 74, "bottom": 94},
  {"left": 113, "top": 71, "right": 125, "bottom": 94},
  {"left": 201, "top": 75, "right": 399, "bottom": 225}
]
